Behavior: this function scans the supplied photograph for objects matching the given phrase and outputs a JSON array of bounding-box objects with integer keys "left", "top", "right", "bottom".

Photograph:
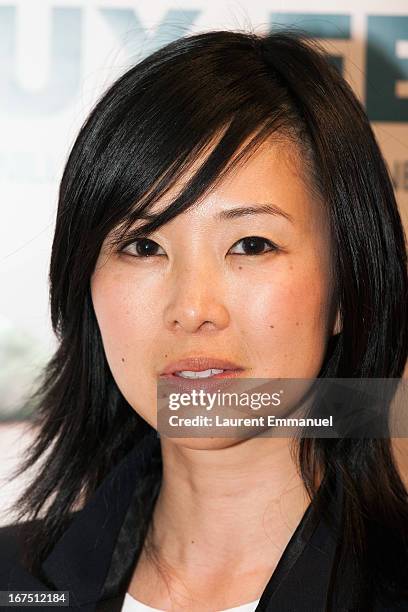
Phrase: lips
[{"left": 159, "top": 356, "right": 245, "bottom": 376}]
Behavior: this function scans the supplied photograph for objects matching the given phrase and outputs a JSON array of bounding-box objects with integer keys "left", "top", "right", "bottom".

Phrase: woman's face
[{"left": 90, "top": 137, "right": 340, "bottom": 443}]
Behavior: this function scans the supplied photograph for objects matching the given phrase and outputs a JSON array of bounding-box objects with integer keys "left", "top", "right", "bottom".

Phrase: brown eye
[
  {"left": 121, "top": 238, "right": 165, "bottom": 257},
  {"left": 229, "top": 236, "right": 277, "bottom": 256}
]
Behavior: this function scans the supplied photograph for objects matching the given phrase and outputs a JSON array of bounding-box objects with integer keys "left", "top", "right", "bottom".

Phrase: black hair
[{"left": 6, "top": 28, "right": 408, "bottom": 611}]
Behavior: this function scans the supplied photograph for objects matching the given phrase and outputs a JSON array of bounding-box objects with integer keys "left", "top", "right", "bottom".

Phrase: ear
[{"left": 332, "top": 307, "right": 341, "bottom": 335}]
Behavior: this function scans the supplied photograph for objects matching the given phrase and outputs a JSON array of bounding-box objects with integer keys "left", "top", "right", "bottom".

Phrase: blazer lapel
[
  {"left": 94, "top": 592, "right": 127, "bottom": 612},
  {"left": 39, "top": 430, "right": 161, "bottom": 610}
]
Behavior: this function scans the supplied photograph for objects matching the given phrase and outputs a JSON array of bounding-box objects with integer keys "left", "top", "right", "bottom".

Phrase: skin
[{"left": 90, "top": 136, "right": 341, "bottom": 611}]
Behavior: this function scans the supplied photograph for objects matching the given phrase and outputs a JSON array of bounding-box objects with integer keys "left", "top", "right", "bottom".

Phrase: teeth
[{"left": 175, "top": 368, "right": 225, "bottom": 379}]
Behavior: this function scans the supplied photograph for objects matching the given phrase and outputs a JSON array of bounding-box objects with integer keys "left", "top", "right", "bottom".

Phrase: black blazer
[{"left": 0, "top": 431, "right": 407, "bottom": 612}]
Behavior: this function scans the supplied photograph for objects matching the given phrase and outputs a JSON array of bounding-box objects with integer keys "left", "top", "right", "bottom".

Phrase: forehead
[{"left": 147, "top": 136, "right": 326, "bottom": 232}]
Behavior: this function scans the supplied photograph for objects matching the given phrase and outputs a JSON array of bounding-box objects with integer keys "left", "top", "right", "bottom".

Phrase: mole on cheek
[
  {"left": 121, "top": 357, "right": 125, "bottom": 362},
  {"left": 270, "top": 325, "right": 274, "bottom": 328}
]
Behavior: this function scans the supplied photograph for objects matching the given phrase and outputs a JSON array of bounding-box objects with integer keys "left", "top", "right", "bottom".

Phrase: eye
[
  {"left": 228, "top": 236, "right": 278, "bottom": 256},
  {"left": 120, "top": 238, "right": 165, "bottom": 257}
]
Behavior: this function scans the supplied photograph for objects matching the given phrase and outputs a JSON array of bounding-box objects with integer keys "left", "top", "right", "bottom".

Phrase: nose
[{"left": 163, "top": 263, "right": 230, "bottom": 333}]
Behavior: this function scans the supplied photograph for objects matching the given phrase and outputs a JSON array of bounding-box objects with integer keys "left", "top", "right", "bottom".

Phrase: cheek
[
  {"left": 236, "top": 264, "right": 332, "bottom": 376},
  {"left": 91, "top": 272, "right": 161, "bottom": 427},
  {"left": 92, "top": 268, "right": 156, "bottom": 337},
  {"left": 240, "top": 268, "right": 328, "bottom": 329}
]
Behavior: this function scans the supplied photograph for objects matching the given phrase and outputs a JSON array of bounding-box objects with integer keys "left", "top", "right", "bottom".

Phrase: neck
[{"left": 147, "top": 436, "right": 310, "bottom": 576}]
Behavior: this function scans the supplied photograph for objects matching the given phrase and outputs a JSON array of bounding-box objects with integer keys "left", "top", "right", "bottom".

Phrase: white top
[{"left": 121, "top": 592, "right": 260, "bottom": 611}]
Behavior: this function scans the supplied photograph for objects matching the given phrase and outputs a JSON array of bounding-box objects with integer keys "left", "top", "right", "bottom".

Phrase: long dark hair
[{"left": 7, "top": 28, "right": 408, "bottom": 610}]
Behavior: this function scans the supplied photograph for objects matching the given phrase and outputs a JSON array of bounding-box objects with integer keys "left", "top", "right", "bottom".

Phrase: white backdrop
[{"left": 1, "top": 0, "right": 408, "bottom": 418}]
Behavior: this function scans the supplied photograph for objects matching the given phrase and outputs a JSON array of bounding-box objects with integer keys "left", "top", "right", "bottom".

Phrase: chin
[{"left": 163, "top": 435, "right": 254, "bottom": 451}]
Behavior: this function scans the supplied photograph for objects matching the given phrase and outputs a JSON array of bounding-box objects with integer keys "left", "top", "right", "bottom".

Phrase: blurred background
[{"left": 1, "top": 0, "right": 408, "bottom": 524}]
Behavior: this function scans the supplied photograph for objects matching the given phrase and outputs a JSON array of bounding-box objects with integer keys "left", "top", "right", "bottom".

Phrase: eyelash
[{"left": 119, "top": 236, "right": 278, "bottom": 258}]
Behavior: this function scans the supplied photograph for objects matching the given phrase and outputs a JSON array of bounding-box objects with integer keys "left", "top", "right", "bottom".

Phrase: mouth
[
  {"left": 158, "top": 369, "right": 246, "bottom": 396},
  {"left": 163, "top": 368, "right": 244, "bottom": 380},
  {"left": 160, "top": 369, "right": 243, "bottom": 385},
  {"left": 159, "top": 357, "right": 245, "bottom": 379},
  {"left": 158, "top": 357, "right": 246, "bottom": 391}
]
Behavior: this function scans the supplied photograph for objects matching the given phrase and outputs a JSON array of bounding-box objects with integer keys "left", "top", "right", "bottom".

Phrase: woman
[{"left": 1, "top": 28, "right": 407, "bottom": 612}]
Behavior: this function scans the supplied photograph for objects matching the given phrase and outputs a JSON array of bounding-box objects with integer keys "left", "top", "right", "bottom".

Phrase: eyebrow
[
  {"left": 215, "top": 203, "right": 294, "bottom": 224},
  {"left": 130, "top": 202, "right": 294, "bottom": 227}
]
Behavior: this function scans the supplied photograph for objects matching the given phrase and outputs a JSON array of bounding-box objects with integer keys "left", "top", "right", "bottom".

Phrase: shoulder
[
  {"left": 0, "top": 512, "right": 80, "bottom": 573},
  {"left": 0, "top": 517, "right": 39, "bottom": 536},
  {"left": 0, "top": 519, "right": 39, "bottom": 562}
]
